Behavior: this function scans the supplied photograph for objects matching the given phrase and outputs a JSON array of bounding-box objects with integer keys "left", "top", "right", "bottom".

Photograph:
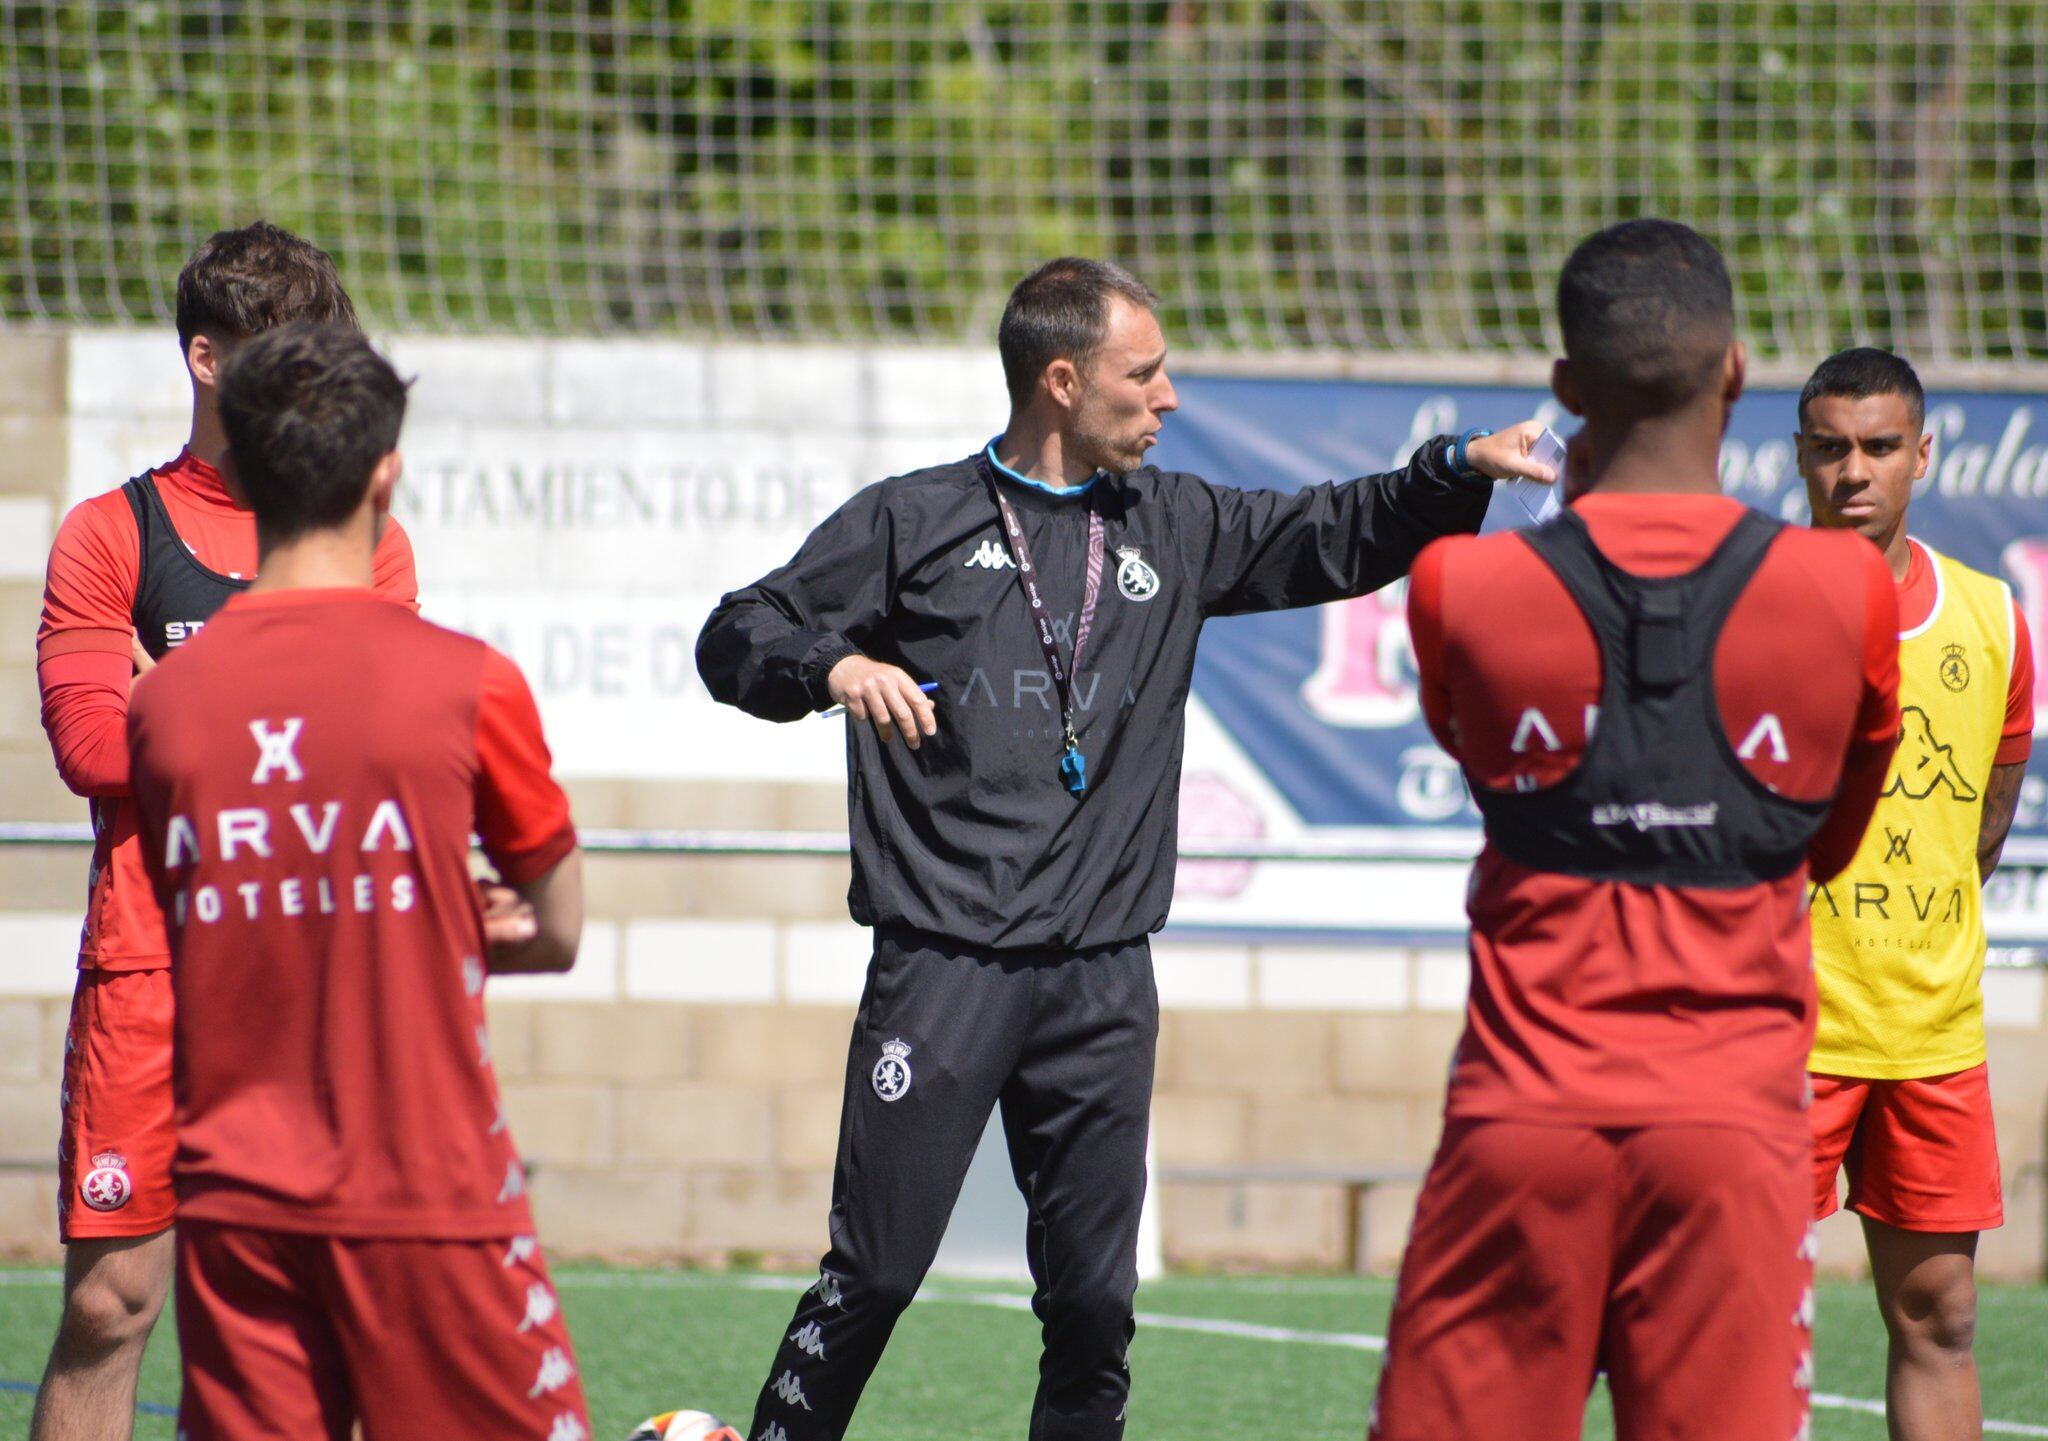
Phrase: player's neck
[
  {"left": 1574, "top": 410, "right": 1726, "bottom": 497},
  {"left": 994, "top": 417, "right": 1097, "bottom": 490},
  {"left": 1878, "top": 527, "right": 1914, "bottom": 583},
  {"left": 185, "top": 383, "right": 234, "bottom": 475},
  {"left": 251, "top": 522, "right": 378, "bottom": 595}
]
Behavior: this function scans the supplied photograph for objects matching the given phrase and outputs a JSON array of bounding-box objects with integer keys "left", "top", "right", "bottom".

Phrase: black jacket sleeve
[
  {"left": 1184, "top": 433, "right": 1493, "bottom": 617},
  {"left": 696, "top": 484, "right": 897, "bottom": 721}
]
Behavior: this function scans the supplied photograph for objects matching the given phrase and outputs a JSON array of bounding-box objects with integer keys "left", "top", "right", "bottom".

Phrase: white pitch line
[
  {"left": 10, "top": 1268, "right": 2048, "bottom": 1434},
  {"left": 552, "top": 1271, "right": 2048, "bottom": 1435}
]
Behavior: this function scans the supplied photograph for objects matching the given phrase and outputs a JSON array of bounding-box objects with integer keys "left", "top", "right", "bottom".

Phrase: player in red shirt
[
  {"left": 1370, "top": 221, "right": 1901, "bottom": 1440},
  {"left": 32, "top": 223, "right": 418, "bottom": 1441},
  {"left": 127, "top": 321, "right": 590, "bottom": 1439}
]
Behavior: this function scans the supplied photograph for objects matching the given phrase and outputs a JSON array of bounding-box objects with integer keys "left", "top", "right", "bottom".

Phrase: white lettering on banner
[
  {"left": 1395, "top": 744, "right": 1477, "bottom": 823},
  {"left": 1930, "top": 404, "right": 2048, "bottom": 499},
  {"left": 394, "top": 458, "right": 861, "bottom": 537},
  {"left": 1302, "top": 584, "right": 1418, "bottom": 728}
]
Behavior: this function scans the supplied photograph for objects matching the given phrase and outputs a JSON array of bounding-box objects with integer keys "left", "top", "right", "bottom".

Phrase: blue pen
[{"left": 821, "top": 681, "right": 940, "bottom": 719}]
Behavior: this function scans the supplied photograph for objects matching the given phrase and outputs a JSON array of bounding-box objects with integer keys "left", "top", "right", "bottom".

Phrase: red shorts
[
  {"left": 59, "top": 968, "right": 177, "bottom": 1242},
  {"left": 1810, "top": 1064, "right": 2003, "bottom": 1232},
  {"left": 1370, "top": 1119, "right": 1813, "bottom": 1441},
  {"left": 175, "top": 1221, "right": 590, "bottom": 1440}
]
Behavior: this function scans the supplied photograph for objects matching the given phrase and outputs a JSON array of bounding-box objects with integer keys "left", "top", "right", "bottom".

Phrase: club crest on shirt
[
  {"left": 871, "top": 1038, "right": 913, "bottom": 1102},
  {"left": 80, "top": 1150, "right": 132, "bottom": 1212},
  {"left": 1939, "top": 642, "right": 1970, "bottom": 692},
  {"left": 1116, "top": 546, "right": 1159, "bottom": 602}
]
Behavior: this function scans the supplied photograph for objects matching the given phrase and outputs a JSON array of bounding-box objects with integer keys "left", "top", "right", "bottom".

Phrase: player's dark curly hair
[
  {"left": 217, "top": 323, "right": 408, "bottom": 542},
  {"left": 998, "top": 257, "right": 1160, "bottom": 406},
  {"left": 176, "top": 221, "right": 357, "bottom": 352},
  {"left": 1557, "top": 219, "right": 1734, "bottom": 420},
  {"left": 1797, "top": 347, "right": 1925, "bottom": 431}
]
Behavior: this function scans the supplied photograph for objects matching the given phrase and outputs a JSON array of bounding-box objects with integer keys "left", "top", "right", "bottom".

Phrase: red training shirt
[
  {"left": 127, "top": 590, "right": 573, "bottom": 1238},
  {"left": 37, "top": 449, "right": 419, "bottom": 969},
  {"left": 1407, "top": 493, "right": 1900, "bottom": 1140}
]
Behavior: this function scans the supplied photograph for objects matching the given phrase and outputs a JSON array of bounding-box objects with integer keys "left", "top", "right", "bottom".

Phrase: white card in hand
[{"left": 1512, "top": 427, "right": 1567, "bottom": 524}]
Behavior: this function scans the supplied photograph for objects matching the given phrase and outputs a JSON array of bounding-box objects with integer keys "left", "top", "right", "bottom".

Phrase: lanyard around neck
[{"left": 983, "top": 469, "right": 1106, "bottom": 792}]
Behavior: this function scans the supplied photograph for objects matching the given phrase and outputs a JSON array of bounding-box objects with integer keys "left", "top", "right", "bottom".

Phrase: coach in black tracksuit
[{"left": 696, "top": 258, "right": 1551, "bottom": 1441}]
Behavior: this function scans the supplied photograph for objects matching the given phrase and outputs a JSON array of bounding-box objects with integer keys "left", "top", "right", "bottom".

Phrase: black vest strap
[
  {"left": 1471, "top": 506, "right": 1833, "bottom": 888},
  {"left": 124, "top": 472, "right": 250, "bottom": 661}
]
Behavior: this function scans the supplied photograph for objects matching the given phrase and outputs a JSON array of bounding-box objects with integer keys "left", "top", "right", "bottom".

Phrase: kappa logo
[
  {"left": 871, "top": 1038, "right": 913, "bottom": 1102},
  {"left": 770, "top": 1370, "right": 814, "bottom": 1410},
  {"left": 1115, "top": 545, "right": 1159, "bottom": 602},
  {"left": 759, "top": 1425, "right": 792, "bottom": 1441},
  {"left": 249, "top": 718, "right": 306, "bottom": 784},
  {"left": 528, "top": 1346, "right": 576, "bottom": 1398},
  {"left": 503, "top": 1234, "right": 539, "bottom": 1268},
  {"left": 517, "top": 1281, "right": 559, "bottom": 1332},
  {"left": 80, "top": 1150, "right": 132, "bottom": 1212},
  {"left": 811, "top": 1271, "right": 845, "bottom": 1308},
  {"left": 963, "top": 539, "right": 1016, "bottom": 570},
  {"left": 789, "top": 1320, "right": 828, "bottom": 1358},
  {"left": 498, "top": 1159, "right": 527, "bottom": 1203},
  {"left": 547, "top": 1415, "right": 589, "bottom": 1441},
  {"left": 1886, "top": 706, "right": 1979, "bottom": 802}
]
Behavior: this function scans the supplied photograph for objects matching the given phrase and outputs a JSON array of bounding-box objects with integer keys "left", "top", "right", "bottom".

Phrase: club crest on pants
[
  {"left": 871, "top": 1038, "right": 913, "bottom": 1102},
  {"left": 81, "top": 1150, "right": 132, "bottom": 1211}
]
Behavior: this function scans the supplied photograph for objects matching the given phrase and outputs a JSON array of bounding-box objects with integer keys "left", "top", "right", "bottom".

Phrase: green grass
[{"left": 4, "top": 1266, "right": 2047, "bottom": 1438}]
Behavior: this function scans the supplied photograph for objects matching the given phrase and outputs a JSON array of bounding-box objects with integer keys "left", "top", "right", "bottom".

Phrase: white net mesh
[{"left": 3, "top": 1, "right": 2044, "bottom": 362}]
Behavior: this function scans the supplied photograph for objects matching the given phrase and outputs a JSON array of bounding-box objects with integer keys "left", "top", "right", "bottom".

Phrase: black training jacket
[{"left": 696, "top": 438, "right": 1491, "bottom": 951}]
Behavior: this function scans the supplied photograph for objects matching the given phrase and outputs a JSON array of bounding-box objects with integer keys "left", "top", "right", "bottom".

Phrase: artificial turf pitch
[{"left": 4, "top": 1266, "right": 2047, "bottom": 1438}]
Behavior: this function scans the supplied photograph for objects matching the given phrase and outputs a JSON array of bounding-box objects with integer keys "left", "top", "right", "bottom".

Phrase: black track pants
[{"left": 747, "top": 928, "right": 1158, "bottom": 1441}]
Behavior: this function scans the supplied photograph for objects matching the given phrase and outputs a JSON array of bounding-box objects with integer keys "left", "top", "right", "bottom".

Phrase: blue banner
[{"left": 1159, "top": 377, "right": 2048, "bottom": 863}]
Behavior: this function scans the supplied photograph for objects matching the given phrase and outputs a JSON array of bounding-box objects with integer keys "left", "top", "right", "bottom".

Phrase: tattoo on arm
[{"left": 1979, "top": 762, "right": 2027, "bottom": 883}]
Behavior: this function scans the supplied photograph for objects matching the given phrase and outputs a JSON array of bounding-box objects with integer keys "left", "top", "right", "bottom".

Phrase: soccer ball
[{"left": 624, "top": 1411, "right": 743, "bottom": 1441}]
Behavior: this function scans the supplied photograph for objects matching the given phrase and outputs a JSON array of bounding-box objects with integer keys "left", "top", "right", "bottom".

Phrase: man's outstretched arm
[{"left": 1189, "top": 422, "right": 1554, "bottom": 618}]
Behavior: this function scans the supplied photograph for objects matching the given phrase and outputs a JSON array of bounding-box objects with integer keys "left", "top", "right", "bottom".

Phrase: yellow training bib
[{"left": 1810, "top": 542, "right": 2014, "bottom": 1078}]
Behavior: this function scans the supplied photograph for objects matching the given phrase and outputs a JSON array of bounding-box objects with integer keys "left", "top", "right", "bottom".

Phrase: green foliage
[{"left": 1, "top": 2, "right": 2042, "bottom": 360}]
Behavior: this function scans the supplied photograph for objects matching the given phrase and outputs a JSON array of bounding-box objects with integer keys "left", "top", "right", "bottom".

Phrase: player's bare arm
[
  {"left": 485, "top": 848, "right": 584, "bottom": 974},
  {"left": 826, "top": 654, "right": 938, "bottom": 750},
  {"left": 1979, "top": 762, "right": 2026, "bottom": 882}
]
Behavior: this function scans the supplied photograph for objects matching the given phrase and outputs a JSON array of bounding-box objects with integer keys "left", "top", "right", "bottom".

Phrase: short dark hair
[
  {"left": 217, "top": 324, "right": 408, "bottom": 542},
  {"left": 997, "top": 258, "right": 1160, "bottom": 406},
  {"left": 175, "top": 222, "right": 357, "bottom": 352},
  {"left": 1557, "top": 219, "right": 1735, "bottom": 419},
  {"left": 1797, "top": 347, "right": 1925, "bottom": 431}
]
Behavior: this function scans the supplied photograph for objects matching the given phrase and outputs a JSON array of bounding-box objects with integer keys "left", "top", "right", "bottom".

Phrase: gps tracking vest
[
  {"left": 1471, "top": 508, "right": 1832, "bottom": 887},
  {"left": 124, "top": 471, "right": 250, "bottom": 661}
]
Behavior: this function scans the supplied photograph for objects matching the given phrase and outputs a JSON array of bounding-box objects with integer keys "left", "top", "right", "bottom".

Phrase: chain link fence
[{"left": 3, "top": 2, "right": 2044, "bottom": 362}]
